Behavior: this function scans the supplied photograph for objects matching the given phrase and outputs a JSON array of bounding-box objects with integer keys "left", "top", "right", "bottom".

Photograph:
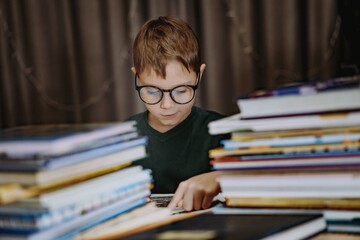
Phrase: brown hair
[{"left": 133, "top": 16, "right": 200, "bottom": 78}]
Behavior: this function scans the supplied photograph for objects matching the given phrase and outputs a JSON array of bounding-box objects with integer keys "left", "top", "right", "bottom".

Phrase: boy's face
[{"left": 134, "top": 61, "right": 205, "bottom": 133}]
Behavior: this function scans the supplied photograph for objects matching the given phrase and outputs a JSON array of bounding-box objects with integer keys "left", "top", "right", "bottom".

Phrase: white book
[
  {"left": 218, "top": 172, "right": 360, "bottom": 189},
  {"left": 237, "top": 88, "right": 360, "bottom": 119},
  {"left": 0, "top": 145, "right": 147, "bottom": 186},
  {"left": 208, "top": 111, "right": 360, "bottom": 135},
  {"left": 221, "top": 189, "right": 360, "bottom": 198},
  {"left": 22, "top": 166, "right": 151, "bottom": 209},
  {"left": 0, "top": 121, "right": 137, "bottom": 157}
]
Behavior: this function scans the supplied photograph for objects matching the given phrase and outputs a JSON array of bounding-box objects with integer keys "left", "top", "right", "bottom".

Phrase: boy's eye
[
  {"left": 145, "top": 87, "right": 161, "bottom": 95},
  {"left": 173, "top": 86, "right": 189, "bottom": 95}
]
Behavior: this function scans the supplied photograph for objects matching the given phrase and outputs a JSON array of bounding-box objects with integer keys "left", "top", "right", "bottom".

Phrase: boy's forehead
[
  {"left": 139, "top": 62, "right": 195, "bottom": 80},
  {"left": 138, "top": 65, "right": 197, "bottom": 87}
]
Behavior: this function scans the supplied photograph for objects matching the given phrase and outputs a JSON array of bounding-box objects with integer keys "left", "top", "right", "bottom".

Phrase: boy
[{"left": 127, "top": 16, "right": 227, "bottom": 211}]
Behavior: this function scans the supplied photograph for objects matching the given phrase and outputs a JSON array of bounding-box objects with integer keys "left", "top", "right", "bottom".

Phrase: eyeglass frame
[{"left": 134, "top": 72, "right": 200, "bottom": 105}]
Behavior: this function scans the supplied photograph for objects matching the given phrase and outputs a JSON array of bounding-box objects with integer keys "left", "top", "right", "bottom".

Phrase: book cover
[
  {"left": 120, "top": 213, "right": 326, "bottom": 240},
  {"left": 0, "top": 121, "right": 137, "bottom": 157}
]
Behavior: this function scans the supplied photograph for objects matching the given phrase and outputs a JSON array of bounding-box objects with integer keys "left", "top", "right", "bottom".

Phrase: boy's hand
[{"left": 167, "top": 171, "right": 221, "bottom": 211}]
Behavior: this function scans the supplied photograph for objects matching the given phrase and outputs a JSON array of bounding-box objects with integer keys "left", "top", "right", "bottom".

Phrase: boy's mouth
[{"left": 161, "top": 113, "right": 177, "bottom": 118}]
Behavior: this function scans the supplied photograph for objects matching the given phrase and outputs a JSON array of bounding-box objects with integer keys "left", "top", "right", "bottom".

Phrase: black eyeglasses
[{"left": 134, "top": 73, "right": 200, "bottom": 105}]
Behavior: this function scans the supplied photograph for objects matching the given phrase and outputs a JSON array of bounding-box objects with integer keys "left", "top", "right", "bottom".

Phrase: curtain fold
[{"left": 0, "top": 0, "right": 346, "bottom": 129}]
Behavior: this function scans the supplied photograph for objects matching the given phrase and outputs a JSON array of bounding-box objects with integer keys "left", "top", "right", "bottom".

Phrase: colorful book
[{"left": 0, "top": 121, "right": 137, "bottom": 157}]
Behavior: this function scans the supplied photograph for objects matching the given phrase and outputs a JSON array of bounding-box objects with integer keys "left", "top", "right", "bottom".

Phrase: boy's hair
[{"left": 133, "top": 16, "right": 200, "bottom": 78}]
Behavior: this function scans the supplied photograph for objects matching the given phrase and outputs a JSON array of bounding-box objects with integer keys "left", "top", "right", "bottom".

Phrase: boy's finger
[
  {"left": 202, "top": 193, "right": 215, "bottom": 209},
  {"left": 182, "top": 191, "right": 194, "bottom": 211},
  {"left": 167, "top": 187, "right": 185, "bottom": 209}
]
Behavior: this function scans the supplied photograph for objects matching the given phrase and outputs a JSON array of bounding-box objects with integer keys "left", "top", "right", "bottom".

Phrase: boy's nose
[{"left": 160, "top": 92, "right": 175, "bottom": 109}]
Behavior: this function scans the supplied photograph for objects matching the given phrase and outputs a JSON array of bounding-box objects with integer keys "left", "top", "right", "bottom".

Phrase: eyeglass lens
[{"left": 139, "top": 85, "right": 195, "bottom": 104}]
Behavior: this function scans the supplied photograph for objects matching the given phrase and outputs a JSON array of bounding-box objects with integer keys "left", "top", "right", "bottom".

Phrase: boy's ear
[
  {"left": 131, "top": 67, "right": 136, "bottom": 75},
  {"left": 199, "top": 64, "right": 206, "bottom": 79}
]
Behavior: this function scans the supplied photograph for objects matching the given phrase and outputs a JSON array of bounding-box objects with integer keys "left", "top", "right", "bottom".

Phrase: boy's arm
[{"left": 167, "top": 171, "right": 221, "bottom": 211}]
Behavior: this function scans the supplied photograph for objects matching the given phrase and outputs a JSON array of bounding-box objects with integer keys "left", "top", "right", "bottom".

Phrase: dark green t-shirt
[{"left": 127, "top": 106, "right": 228, "bottom": 193}]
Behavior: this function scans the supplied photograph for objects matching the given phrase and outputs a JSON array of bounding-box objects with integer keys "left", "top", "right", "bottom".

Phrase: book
[
  {"left": 211, "top": 154, "right": 360, "bottom": 170},
  {"left": 0, "top": 145, "right": 147, "bottom": 186},
  {"left": 0, "top": 190, "right": 150, "bottom": 240},
  {"left": 119, "top": 213, "right": 326, "bottom": 240},
  {"left": 237, "top": 87, "right": 360, "bottom": 119},
  {"left": 209, "top": 141, "right": 360, "bottom": 158},
  {"left": 0, "top": 163, "right": 132, "bottom": 205},
  {"left": 236, "top": 76, "right": 360, "bottom": 119},
  {"left": 12, "top": 166, "right": 151, "bottom": 210},
  {"left": 230, "top": 126, "right": 360, "bottom": 141},
  {"left": 0, "top": 121, "right": 137, "bottom": 157},
  {"left": 208, "top": 112, "right": 360, "bottom": 135},
  {"left": 221, "top": 132, "right": 360, "bottom": 149},
  {"left": 0, "top": 135, "right": 145, "bottom": 171},
  {"left": 0, "top": 167, "right": 152, "bottom": 231},
  {"left": 74, "top": 202, "right": 171, "bottom": 240},
  {"left": 223, "top": 197, "right": 360, "bottom": 210},
  {"left": 217, "top": 172, "right": 360, "bottom": 198},
  {"left": 244, "top": 75, "right": 360, "bottom": 98},
  {"left": 74, "top": 203, "right": 208, "bottom": 240},
  {"left": 212, "top": 204, "right": 360, "bottom": 233}
]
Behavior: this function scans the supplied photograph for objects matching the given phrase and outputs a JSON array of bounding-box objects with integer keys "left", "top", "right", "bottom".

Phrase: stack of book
[
  {"left": 0, "top": 121, "right": 153, "bottom": 239},
  {"left": 208, "top": 75, "right": 360, "bottom": 234}
]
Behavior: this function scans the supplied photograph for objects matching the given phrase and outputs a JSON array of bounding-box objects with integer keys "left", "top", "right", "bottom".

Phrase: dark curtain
[{"left": 0, "top": 0, "right": 352, "bottom": 129}]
